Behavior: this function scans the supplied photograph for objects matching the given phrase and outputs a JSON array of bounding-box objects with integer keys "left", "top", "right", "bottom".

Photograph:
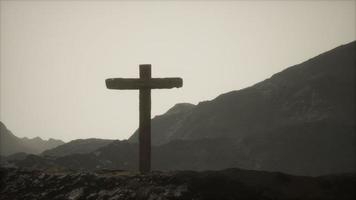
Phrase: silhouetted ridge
[{"left": 0, "top": 121, "right": 64, "bottom": 156}]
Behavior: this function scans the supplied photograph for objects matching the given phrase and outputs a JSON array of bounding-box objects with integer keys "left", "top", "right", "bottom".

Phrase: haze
[{"left": 0, "top": 1, "right": 355, "bottom": 142}]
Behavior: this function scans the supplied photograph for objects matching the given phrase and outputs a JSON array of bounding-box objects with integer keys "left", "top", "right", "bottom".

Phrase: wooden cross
[{"left": 105, "top": 64, "right": 183, "bottom": 173}]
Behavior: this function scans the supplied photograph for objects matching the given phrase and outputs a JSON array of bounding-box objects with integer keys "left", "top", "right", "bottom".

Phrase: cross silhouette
[{"left": 106, "top": 64, "right": 183, "bottom": 173}]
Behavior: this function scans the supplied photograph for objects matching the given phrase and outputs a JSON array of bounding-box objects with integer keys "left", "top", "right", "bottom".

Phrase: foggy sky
[{"left": 1, "top": 1, "right": 355, "bottom": 142}]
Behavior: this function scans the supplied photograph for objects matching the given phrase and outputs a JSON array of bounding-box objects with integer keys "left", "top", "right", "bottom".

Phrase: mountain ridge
[
  {"left": 0, "top": 121, "right": 65, "bottom": 156},
  {"left": 130, "top": 40, "right": 355, "bottom": 144}
]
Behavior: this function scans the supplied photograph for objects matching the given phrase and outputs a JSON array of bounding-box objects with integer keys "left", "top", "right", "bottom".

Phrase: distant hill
[
  {"left": 10, "top": 135, "right": 356, "bottom": 176},
  {"left": 0, "top": 121, "right": 64, "bottom": 156},
  {"left": 42, "top": 138, "right": 114, "bottom": 157}
]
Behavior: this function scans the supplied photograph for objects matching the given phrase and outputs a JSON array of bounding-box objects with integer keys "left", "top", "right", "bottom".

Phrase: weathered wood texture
[
  {"left": 139, "top": 65, "right": 151, "bottom": 173},
  {"left": 106, "top": 78, "right": 183, "bottom": 89}
]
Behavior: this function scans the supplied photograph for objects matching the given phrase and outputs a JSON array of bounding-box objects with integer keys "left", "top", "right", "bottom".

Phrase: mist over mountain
[
  {"left": 10, "top": 41, "right": 356, "bottom": 176},
  {"left": 0, "top": 121, "right": 64, "bottom": 156}
]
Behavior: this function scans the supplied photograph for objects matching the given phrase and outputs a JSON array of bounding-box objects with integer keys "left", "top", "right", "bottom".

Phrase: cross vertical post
[{"left": 139, "top": 64, "right": 151, "bottom": 173}]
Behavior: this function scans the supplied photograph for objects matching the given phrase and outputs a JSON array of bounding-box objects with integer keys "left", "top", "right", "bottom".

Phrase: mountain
[
  {"left": 8, "top": 41, "right": 356, "bottom": 176},
  {"left": 128, "top": 41, "right": 354, "bottom": 175},
  {"left": 0, "top": 122, "right": 35, "bottom": 156},
  {"left": 0, "top": 121, "right": 64, "bottom": 156},
  {"left": 130, "top": 41, "right": 355, "bottom": 145},
  {"left": 42, "top": 138, "right": 114, "bottom": 157},
  {"left": 21, "top": 137, "right": 64, "bottom": 154}
]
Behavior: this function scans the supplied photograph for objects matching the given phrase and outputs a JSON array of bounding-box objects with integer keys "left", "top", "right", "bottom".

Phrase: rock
[
  {"left": 98, "top": 189, "right": 111, "bottom": 199},
  {"left": 86, "top": 193, "right": 98, "bottom": 200},
  {"left": 108, "top": 194, "right": 121, "bottom": 200},
  {"left": 173, "top": 185, "right": 188, "bottom": 197},
  {"left": 67, "top": 187, "right": 84, "bottom": 200},
  {"left": 136, "top": 187, "right": 152, "bottom": 199}
]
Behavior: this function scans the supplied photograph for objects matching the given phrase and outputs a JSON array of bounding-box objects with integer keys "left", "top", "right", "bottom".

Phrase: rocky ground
[{"left": 0, "top": 167, "right": 355, "bottom": 200}]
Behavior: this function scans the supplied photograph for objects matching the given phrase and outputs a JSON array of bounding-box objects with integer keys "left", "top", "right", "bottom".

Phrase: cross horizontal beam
[{"left": 106, "top": 78, "right": 183, "bottom": 90}]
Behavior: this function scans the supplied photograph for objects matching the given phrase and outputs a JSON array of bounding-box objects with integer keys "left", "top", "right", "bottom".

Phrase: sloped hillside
[
  {"left": 130, "top": 41, "right": 355, "bottom": 144},
  {"left": 129, "top": 103, "right": 195, "bottom": 145}
]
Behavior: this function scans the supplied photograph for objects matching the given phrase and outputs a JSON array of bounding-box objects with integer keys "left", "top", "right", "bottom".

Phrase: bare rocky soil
[{"left": 1, "top": 167, "right": 355, "bottom": 200}]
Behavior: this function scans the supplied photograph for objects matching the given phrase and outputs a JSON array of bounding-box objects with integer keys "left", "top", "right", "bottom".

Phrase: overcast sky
[{"left": 0, "top": 0, "right": 355, "bottom": 142}]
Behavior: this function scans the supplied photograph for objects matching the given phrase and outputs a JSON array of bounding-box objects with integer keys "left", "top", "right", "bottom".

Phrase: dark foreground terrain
[{"left": 0, "top": 167, "right": 355, "bottom": 200}]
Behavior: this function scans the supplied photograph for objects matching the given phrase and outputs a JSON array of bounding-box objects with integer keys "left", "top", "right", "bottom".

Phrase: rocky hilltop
[{"left": 1, "top": 167, "right": 355, "bottom": 200}]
